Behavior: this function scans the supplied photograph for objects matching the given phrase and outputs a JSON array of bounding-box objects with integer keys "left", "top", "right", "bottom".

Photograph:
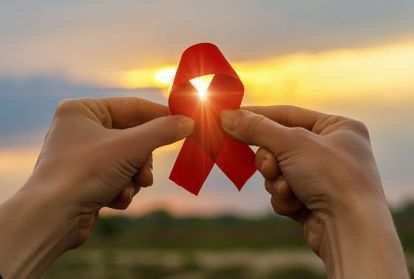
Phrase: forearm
[
  {"left": 320, "top": 195, "right": 409, "bottom": 279},
  {"left": 0, "top": 181, "right": 73, "bottom": 279}
]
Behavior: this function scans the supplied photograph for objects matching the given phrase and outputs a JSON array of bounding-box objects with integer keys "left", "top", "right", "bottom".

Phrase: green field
[{"left": 46, "top": 202, "right": 414, "bottom": 278}]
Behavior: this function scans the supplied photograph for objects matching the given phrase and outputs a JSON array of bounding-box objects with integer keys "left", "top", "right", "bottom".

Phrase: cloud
[
  {"left": 0, "top": 75, "right": 166, "bottom": 148},
  {"left": 1, "top": 1, "right": 414, "bottom": 81}
]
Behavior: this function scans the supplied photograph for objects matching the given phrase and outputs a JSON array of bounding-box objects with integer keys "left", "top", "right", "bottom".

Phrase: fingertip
[
  {"left": 271, "top": 194, "right": 304, "bottom": 217},
  {"left": 271, "top": 179, "right": 305, "bottom": 216},
  {"left": 109, "top": 186, "right": 134, "bottom": 210},
  {"left": 274, "top": 179, "right": 290, "bottom": 197},
  {"left": 256, "top": 148, "right": 279, "bottom": 179},
  {"left": 274, "top": 179, "right": 298, "bottom": 202},
  {"left": 255, "top": 147, "right": 267, "bottom": 168},
  {"left": 136, "top": 166, "right": 153, "bottom": 187}
]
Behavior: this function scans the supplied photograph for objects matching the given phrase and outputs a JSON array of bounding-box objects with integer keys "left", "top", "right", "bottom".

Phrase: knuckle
[
  {"left": 274, "top": 179, "right": 289, "bottom": 196},
  {"left": 55, "top": 99, "right": 82, "bottom": 116},
  {"left": 346, "top": 119, "right": 370, "bottom": 139},
  {"left": 289, "top": 127, "right": 311, "bottom": 139},
  {"left": 312, "top": 115, "right": 344, "bottom": 134},
  {"left": 271, "top": 197, "right": 290, "bottom": 216}
]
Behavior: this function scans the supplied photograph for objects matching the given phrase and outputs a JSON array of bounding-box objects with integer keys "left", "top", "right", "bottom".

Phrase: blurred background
[{"left": 0, "top": 1, "right": 413, "bottom": 278}]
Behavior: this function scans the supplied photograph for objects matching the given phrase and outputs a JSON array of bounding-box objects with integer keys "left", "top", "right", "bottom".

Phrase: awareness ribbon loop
[{"left": 168, "top": 43, "right": 256, "bottom": 195}]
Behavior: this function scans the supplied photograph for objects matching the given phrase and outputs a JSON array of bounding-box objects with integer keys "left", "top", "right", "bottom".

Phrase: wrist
[
  {"left": 319, "top": 191, "right": 408, "bottom": 279},
  {"left": 0, "top": 179, "right": 76, "bottom": 279}
]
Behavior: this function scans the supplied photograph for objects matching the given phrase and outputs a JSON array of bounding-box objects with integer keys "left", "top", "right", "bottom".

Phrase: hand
[
  {"left": 221, "top": 106, "right": 409, "bottom": 279},
  {"left": 0, "top": 97, "right": 193, "bottom": 279}
]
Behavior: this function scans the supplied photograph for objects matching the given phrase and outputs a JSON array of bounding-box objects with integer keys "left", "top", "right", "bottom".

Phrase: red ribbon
[{"left": 168, "top": 43, "right": 256, "bottom": 195}]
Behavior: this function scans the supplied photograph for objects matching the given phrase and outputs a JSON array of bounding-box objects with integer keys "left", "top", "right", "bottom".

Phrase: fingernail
[
  {"left": 221, "top": 110, "right": 238, "bottom": 132},
  {"left": 177, "top": 116, "right": 194, "bottom": 136}
]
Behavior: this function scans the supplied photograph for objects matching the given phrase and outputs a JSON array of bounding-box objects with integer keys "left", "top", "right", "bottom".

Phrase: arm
[
  {"left": 221, "top": 107, "right": 409, "bottom": 279},
  {"left": 0, "top": 97, "right": 194, "bottom": 279}
]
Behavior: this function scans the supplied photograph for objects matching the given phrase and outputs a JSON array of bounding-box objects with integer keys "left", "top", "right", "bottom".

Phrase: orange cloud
[{"left": 116, "top": 40, "right": 414, "bottom": 107}]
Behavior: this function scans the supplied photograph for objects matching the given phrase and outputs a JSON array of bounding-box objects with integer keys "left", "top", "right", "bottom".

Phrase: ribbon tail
[
  {"left": 169, "top": 137, "right": 214, "bottom": 195},
  {"left": 216, "top": 135, "right": 256, "bottom": 190}
]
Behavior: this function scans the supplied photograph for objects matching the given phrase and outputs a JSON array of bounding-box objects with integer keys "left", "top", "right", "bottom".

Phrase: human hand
[
  {"left": 221, "top": 106, "right": 409, "bottom": 279},
  {"left": 0, "top": 97, "right": 193, "bottom": 278},
  {"left": 33, "top": 97, "right": 193, "bottom": 244}
]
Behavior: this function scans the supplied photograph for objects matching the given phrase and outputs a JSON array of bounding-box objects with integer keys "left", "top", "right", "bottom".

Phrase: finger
[
  {"left": 244, "top": 105, "right": 328, "bottom": 131},
  {"left": 256, "top": 147, "right": 279, "bottom": 180},
  {"left": 271, "top": 195, "right": 308, "bottom": 223},
  {"left": 135, "top": 157, "right": 153, "bottom": 187},
  {"left": 114, "top": 115, "right": 194, "bottom": 165},
  {"left": 100, "top": 98, "right": 168, "bottom": 128},
  {"left": 136, "top": 167, "right": 153, "bottom": 187},
  {"left": 57, "top": 97, "right": 169, "bottom": 129},
  {"left": 267, "top": 178, "right": 305, "bottom": 215},
  {"left": 131, "top": 115, "right": 194, "bottom": 151},
  {"left": 108, "top": 185, "right": 135, "bottom": 210},
  {"left": 221, "top": 110, "right": 308, "bottom": 156}
]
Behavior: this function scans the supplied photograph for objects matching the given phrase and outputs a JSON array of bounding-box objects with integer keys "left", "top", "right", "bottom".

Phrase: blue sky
[{"left": 0, "top": 1, "right": 414, "bottom": 215}]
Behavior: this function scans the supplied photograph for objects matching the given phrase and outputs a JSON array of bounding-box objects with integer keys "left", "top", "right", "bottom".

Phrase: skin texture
[
  {"left": 0, "top": 99, "right": 409, "bottom": 279},
  {"left": 0, "top": 97, "right": 194, "bottom": 279},
  {"left": 221, "top": 106, "right": 409, "bottom": 279}
]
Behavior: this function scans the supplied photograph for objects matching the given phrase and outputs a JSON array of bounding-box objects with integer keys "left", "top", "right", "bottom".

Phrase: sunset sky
[{"left": 1, "top": 1, "right": 414, "bottom": 216}]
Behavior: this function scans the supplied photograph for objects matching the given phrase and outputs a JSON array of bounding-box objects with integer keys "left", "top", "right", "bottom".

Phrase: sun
[
  {"left": 189, "top": 74, "right": 214, "bottom": 101},
  {"left": 154, "top": 67, "right": 177, "bottom": 86},
  {"left": 121, "top": 66, "right": 176, "bottom": 89}
]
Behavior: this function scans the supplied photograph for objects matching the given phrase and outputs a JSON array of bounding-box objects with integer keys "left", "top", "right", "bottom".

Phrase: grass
[{"left": 45, "top": 202, "right": 414, "bottom": 278}]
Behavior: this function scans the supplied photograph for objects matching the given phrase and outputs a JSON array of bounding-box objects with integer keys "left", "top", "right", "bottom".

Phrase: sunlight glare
[
  {"left": 190, "top": 74, "right": 214, "bottom": 101},
  {"left": 120, "top": 66, "right": 176, "bottom": 89},
  {"left": 154, "top": 67, "right": 176, "bottom": 86},
  {"left": 118, "top": 40, "right": 414, "bottom": 106}
]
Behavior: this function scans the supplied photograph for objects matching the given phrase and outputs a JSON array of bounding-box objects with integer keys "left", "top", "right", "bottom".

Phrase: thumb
[
  {"left": 221, "top": 110, "right": 303, "bottom": 156},
  {"left": 138, "top": 115, "right": 194, "bottom": 149},
  {"left": 114, "top": 115, "right": 194, "bottom": 164}
]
